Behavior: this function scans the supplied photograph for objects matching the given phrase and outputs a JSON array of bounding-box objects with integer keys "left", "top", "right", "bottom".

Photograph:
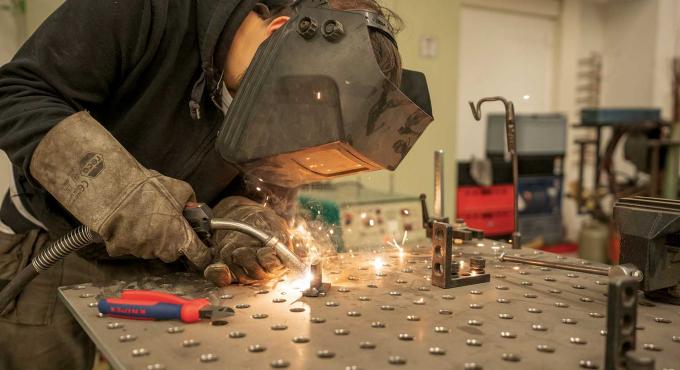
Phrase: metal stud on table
[
  {"left": 537, "top": 344, "right": 555, "bottom": 353},
  {"left": 387, "top": 356, "right": 407, "bottom": 365},
  {"left": 291, "top": 336, "right": 309, "bottom": 343},
  {"left": 501, "top": 353, "right": 521, "bottom": 362},
  {"left": 359, "top": 341, "right": 376, "bottom": 349},
  {"left": 317, "top": 350, "right": 335, "bottom": 359},
  {"left": 248, "top": 344, "right": 266, "bottom": 353},
  {"left": 119, "top": 334, "right": 136, "bottom": 342},
  {"left": 434, "top": 326, "right": 449, "bottom": 333},
  {"left": 107, "top": 322, "right": 123, "bottom": 329},
  {"left": 181, "top": 339, "right": 200, "bottom": 347},
  {"left": 466, "top": 339, "right": 482, "bottom": 346},
  {"left": 270, "top": 359, "right": 290, "bottom": 368},
  {"left": 271, "top": 324, "right": 287, "bottom": 331},
  {"left": 228, "top": 331, "right": 246, "bottom": 338},
  {"left": 132, "top": 348, "right": 149, "bottom": 357},
  {"left": 198, "top": 353, "right": 218, "bottom": 363}
]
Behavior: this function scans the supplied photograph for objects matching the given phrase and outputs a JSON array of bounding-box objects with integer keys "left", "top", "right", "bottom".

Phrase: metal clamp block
[
  {"left": 431, "top": 221, "right": 490, "bottom": 289},
  {"left": 605, "top": 277, "right": 643, "bottom": 370}
]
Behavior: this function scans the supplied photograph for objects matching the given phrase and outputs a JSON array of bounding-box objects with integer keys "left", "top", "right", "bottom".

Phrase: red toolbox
[
  {"left": 457, "top": 209, "right": 515, "bottom": 236},
  {"left": 456, "top": 185, "right": 514, "bottom": 236}
]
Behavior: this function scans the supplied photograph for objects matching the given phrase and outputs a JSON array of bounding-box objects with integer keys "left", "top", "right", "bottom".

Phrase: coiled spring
[{"left": 32, "top": 226, "right": 99, "bottom": 272}]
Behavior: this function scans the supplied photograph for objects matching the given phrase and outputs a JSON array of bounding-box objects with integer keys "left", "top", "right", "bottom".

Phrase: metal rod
[
  {"left": 649, "top": 141, "right": 660, "bottom": 197},
  {"left": 577, "top": 141, "right": 586, "bottom": 213},
  {"left": 469, "top": 97, "right": 521, "bottom": 248},
  {"left": 499, "top": 253, "right": 609, "bottom": 276},
  {"left": 594, "top": 126, "right": 602, "bottom": 190},
  {"left": 310, "top": 259, "right": 322, "bottom": 290},
  {"left": 433, "top": 150, "right": 444, "bottom": 219}
]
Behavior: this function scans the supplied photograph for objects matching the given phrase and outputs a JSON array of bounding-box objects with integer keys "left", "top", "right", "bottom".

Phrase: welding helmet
[{"left": 215, "top": 0, "right": 434, "bottom": 187}]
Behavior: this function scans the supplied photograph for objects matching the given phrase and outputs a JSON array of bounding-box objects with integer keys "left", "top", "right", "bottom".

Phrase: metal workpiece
[
  {"left": 469, "top": 96, "right": 521, "bottom": 249},
  {"left": 59, "top": 241, "right": 679, "bottom": 370},
  {"left": 431, "top": 221, "right": 490, "bottom": 289},
  {"left": 433, "top": 150, "right": 445, "bottom": 219},
  {"left": 302, "top": 259, "right": 331, "bottom": 297}
]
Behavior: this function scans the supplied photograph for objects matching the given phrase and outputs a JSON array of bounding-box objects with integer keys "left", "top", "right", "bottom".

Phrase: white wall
[
  {"left": 651, "top": 0, "right": 680, "bottom": 118},
  {"left": 457, "top": 5, "right": 558, "bottom": 160},
  {"left": 600, "top": 0, "right": 657, "bottom": 107}
]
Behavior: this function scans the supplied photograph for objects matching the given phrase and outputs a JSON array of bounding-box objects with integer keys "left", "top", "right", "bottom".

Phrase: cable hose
[
  {"left": 32, "top": 226, "right": 101, "bottom": 271},
  {"left": 0, "top": 226, "right": 101, "bottom": 313}
]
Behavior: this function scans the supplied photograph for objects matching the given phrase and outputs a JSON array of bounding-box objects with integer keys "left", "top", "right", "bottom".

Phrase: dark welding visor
[{"left": 215, "top": 3, "right": 434, "bottom": 188}]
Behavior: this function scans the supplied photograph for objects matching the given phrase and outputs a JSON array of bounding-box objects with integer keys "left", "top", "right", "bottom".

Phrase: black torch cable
[{"left": 0, "top": 226, "right": 101, "bottom": 312}]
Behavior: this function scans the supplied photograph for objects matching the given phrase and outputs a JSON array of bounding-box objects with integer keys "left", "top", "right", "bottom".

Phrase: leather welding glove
[
  {"left": 29, "top": 111, "right": 211, "bottom": 269},
  {"left": 208, "top": 196, "right": 291, "bottom": 284}
]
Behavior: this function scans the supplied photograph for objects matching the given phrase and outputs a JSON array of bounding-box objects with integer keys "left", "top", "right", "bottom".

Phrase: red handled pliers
[{"left": 98, "top": 290, "right": 234, "bottom": 323}]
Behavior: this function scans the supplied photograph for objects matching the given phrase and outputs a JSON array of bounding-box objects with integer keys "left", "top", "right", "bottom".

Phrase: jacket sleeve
[{"left": 0, "top": 0, "right": 151, "bottom": 181}]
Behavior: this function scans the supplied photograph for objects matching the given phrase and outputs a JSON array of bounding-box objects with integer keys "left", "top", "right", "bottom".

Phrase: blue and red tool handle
[{"left": 97, "top": 290, "right": 210, "bottom": 323}]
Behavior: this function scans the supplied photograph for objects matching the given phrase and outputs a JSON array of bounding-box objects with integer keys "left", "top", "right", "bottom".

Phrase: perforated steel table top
[{"left": 58, "top": 240, "right": 680, "bottom": 370}]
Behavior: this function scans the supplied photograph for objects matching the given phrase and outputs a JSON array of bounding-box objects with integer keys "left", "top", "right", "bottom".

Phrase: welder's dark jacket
[{"left": 0, "top": 0, "right": 260, "bottom": 238}]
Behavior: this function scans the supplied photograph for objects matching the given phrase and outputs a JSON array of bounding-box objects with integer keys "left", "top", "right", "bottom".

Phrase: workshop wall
[
  {"left": 0, "top": 0, "right": 61, "bottom": 206},
  {"left": 345, "top": 0, "right": 462, "bottom": 219},
  {"left": 0, "top": 1, "right": 26, "bottom": 201},
  {"left": 456, "top": 1, "right": 559, "bottom": 160},
  {"left": 25, "top": 0, "right": 61, "bottom": 32},
  {"left": 560, "top": 0, "right": 680, "bottom": 241}
]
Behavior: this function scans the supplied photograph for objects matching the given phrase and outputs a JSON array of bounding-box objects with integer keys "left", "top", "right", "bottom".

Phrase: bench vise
[{"left": 614, "top": 196, "right": 680, "bottom": 305}]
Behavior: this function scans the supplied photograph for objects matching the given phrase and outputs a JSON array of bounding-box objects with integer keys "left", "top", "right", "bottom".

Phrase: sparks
[{"left": 373, "top": 257, "right": 384, "bottom": 269}]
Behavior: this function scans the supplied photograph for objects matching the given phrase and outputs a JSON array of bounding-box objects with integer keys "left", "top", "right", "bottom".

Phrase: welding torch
[{"left": 0, "top": 203, "right": 306, "bottom": 313}]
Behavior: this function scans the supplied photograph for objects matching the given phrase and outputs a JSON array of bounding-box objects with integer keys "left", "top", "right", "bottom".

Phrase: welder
[{"left": 0, "top": 0, "right": 432, "bottom": 369}]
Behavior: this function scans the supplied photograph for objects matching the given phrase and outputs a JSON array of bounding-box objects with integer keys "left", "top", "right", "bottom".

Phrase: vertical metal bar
[
  {"left": 468, "top": 97, "right": 520, "bottom": 248},
  {"left": 506, "top": 109, "right": 521, "bottom": 249},
  {"left": 594, "top": 126, "right": 602, "bottom": 190},
  {"left": 434, "top": 150, "right": 445, "bottom": 219},
  {"left": 310, "top": 260, "right": 322, "bottom": 290},
  {"left": 650, "top": 142, "right": 660, "bottom": 197},
  {"left": 577, "top": 141, "right": 586, "bottom": 213}
]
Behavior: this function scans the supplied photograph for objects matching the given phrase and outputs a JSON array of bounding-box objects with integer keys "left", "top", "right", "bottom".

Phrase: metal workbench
[{"left": 59, "top": 240, "right": 679, "bottom": 370}]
